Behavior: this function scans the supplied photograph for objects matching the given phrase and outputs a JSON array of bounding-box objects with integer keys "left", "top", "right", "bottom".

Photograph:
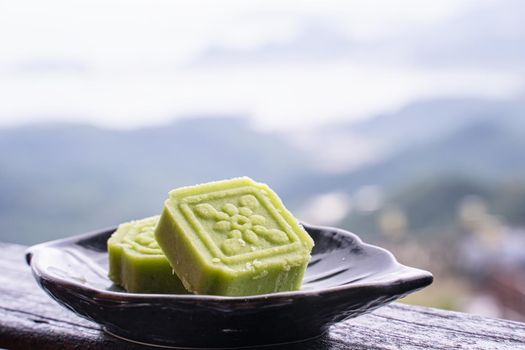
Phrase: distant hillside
[
  {"left": 288, "top": 118, "right": 525, "bottom": 203},
  {"left": 1, "top": 98, "right": 524, "bottom": 245},
  {"left": 349, "top": 97, "right": 525, "bottom": 150},
  {"left": 341, "top": 176, "right": 492, "bottom": 238},
  {"left": 338, "top": 118, "right": 525, "bottom": 238},
  {"left": 0, "top": 118, "right": 314, "bottom": 244},
  {"left": 349, "top": 119, "right": 525, "bottom": 189},
  {"left": 342, "top": 175, "right": 525, "bottom": 240}
]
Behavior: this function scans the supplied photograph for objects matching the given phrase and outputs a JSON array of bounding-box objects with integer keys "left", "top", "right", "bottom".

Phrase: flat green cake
[
  {"left": 108, "top": 216, "right": 187, "bottom": 294},
  {"left": 154, "top": 177, "right": 314, "bottom": 296}
]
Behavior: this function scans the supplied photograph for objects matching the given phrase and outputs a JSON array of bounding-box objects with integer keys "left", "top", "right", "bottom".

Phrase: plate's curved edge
[
  {"left": 301, "top": 222, "right": 433, "bottom": 291},
  {"left": 25, "top": 225, "right": 119, "bottom": 264},
  {"left": 26, "top": 223, "right": 433, "bottom": 302}
]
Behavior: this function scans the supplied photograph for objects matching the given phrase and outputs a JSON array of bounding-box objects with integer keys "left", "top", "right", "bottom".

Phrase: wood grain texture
[{"left": 0, "top": 242, "right": 524, "bottom": 350}]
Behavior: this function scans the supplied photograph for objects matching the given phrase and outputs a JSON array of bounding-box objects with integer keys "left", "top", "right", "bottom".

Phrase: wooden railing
[{"left": 1, "top": 242, "right": 524, "bottom": 349}]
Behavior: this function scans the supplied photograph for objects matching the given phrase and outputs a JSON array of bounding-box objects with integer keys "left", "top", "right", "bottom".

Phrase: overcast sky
[{"left": 0, "top": 0, "right": 523, "bottom": 130}]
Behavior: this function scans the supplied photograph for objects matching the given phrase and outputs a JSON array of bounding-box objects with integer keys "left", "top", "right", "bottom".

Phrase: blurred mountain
[
  {"left": 349, "top": 97, "right": 525, "bottom": 151},
  {"left": 1, "top": 97, "right": 524, "bottom": 244},
  {"left": 286, "top": 107, "right": 525, "bottom": 204},
  {"left": 348, "top": 119, "right": 525, "bottom": 189},
  {"left": 286, "top": 98, "right": 525, "bottom": 237},
  {"left": 342, "top": 175, "right": 525, "bottom": 240},
  {"left": 341, "top": 176, "right": 490, "bottom": 238},
  {"left": 0, "top": 117, "right": 314, "bottom": 244}
]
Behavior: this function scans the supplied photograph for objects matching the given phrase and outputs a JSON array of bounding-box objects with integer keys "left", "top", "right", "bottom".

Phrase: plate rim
[{"left": 26, "top": 222, "right": 433, "bottom": 302}]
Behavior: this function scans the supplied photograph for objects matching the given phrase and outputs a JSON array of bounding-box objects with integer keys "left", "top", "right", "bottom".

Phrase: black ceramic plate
[{"left": 26, "top": 223, "right": 432, "bottom": 349}]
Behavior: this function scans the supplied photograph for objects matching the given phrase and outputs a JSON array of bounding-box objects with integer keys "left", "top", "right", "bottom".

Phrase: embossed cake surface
[
  {"left": 193, "top": 194, "right": 290, "bottom": 256},
  {"left": 115, "top": 216, "right": 163, "bottom": 255},
  {"left": 155, "top": 177, "right": 314, "bottom": 296}
]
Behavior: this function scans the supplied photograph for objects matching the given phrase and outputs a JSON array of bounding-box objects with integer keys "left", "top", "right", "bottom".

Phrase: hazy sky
[{"left": 0, "top": 0, "right": 523, "bottom": 130}]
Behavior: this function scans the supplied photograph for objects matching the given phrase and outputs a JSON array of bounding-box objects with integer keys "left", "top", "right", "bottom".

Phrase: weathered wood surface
[{"left": 0, "top": 242, "right": 524, "bottom": 350}]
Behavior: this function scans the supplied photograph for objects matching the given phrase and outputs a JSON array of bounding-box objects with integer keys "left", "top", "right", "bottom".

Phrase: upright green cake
[
  {"left": 154, "top": 177, "right": 314, "bottom": 296},
  {"left": 108, "top": 216, "right": 186, "bottom": 294}
]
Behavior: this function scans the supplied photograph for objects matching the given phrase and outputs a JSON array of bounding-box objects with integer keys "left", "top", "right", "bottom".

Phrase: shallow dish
[{"left": 26, "top": 223, "right": 432, "bottom": 348}]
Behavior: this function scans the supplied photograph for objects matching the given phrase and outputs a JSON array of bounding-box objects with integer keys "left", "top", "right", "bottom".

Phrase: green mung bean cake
[
  {"left": 155, "top": 177, "right": 314, "bottom": 296},
  {"left": 108, "top": 216, "right": 186, "bottom": 294}
]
